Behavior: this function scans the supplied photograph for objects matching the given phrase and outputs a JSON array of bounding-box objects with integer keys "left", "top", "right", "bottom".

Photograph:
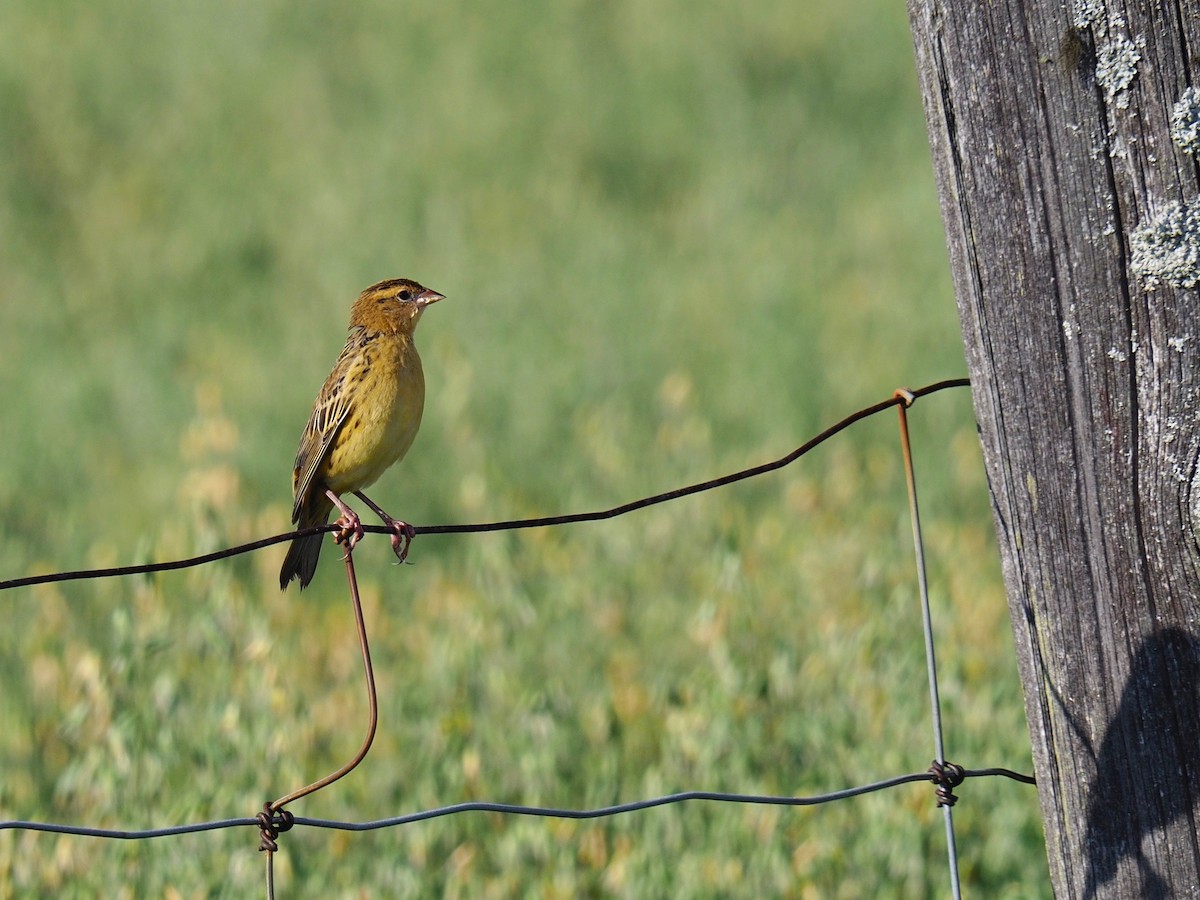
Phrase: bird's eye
[{"left": 398, "top": 290, "right": 413, "bottom": 301}]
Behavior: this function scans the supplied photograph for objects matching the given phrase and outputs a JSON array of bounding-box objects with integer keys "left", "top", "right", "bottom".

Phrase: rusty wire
[{"left": 257, "top": 545, "right": 379, "bottom": 894}]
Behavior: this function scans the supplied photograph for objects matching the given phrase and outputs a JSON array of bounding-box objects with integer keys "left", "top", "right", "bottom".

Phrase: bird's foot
[
  {"left": 353, "top": 491, "right": 416, "bottom": 563},
  {"left": 333, "top": 511, "right": 366, "bottom": 552},
  {"left": 326, "top": 490, "right": 365, "bottom": 552},
  {"left": 384, "top": 518, "right": 416, "bottom": 564}
]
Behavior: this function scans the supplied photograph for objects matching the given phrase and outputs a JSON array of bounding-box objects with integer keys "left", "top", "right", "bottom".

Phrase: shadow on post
[{"left": 1083, "top": 628, "right": 1200, "bottom": 899}]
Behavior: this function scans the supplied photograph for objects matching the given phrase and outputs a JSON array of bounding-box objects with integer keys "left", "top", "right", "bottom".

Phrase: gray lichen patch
[
  {"left": 1071, "top": 2, "right": 1141, "bottom": 110},
  {"left": 1130, "top": 200, "right": 1200, "bottom": 290},
  {"left": 1072, "top": 0, "right": 1103, "bottom": 29},
  {"left": 1190, "top": 456, "right": 1200, "bottom": 543},
  {"left": 1171, "top": 87, "right": 1200, "bottom": 156},
  {"left": 1095, "top": 31, "right": 1141, "bottom": 109}
]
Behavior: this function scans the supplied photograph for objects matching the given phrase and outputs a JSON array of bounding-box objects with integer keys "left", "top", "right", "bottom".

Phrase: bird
[{"left": 279, "top": 277, "right": 444, "bottom": 590}]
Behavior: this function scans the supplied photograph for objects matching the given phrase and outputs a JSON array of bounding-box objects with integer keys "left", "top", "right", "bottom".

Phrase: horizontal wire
[
  {"left": 962, "top": 766, "right": 1036, "bottom": 784},
  {"left": 0, "top": 765, "right": 1031, "bottom": 840},
  {"left": 0, "top": 818, "right": 258, "bottom": 840},
  {"left": 0, "top": 378, "right": 969, "bottom": 592}
]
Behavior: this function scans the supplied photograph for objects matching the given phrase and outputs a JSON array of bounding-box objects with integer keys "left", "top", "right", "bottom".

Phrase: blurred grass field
[{"left": 0, "top": 0, "right": 1049, "bottom": 896}]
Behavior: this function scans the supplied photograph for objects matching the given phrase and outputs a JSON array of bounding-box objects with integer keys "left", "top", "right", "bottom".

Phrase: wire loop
[
  {"left": 256, "top": 804, "right": 295, "bottom": 853},
  {"left": 929, "top": 760, "right": 967, "bottom": 807}
]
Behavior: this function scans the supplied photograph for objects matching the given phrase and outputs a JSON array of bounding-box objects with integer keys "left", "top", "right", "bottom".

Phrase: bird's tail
[{"left": 279, "top": 499, "right": 333, "bottom": 590}]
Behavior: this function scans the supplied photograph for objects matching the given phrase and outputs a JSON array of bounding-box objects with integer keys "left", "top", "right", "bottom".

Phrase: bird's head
[{"left": 349, "top": 278, "right": 445, "bottom": 332}]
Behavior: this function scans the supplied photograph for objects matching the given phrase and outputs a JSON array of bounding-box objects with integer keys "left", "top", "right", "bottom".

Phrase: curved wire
[{"left": 0, "top": 379, "right": 969, "bottom": 592}]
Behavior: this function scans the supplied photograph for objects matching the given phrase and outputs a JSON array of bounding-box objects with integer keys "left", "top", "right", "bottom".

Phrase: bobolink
[{"left": 279, "top": 278, "right": 444, "bottom": 589}]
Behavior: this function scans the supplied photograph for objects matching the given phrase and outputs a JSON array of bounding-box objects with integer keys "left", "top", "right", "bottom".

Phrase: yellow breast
[{"left": 322, "top": 340, "right": 425, "bottom": 494}]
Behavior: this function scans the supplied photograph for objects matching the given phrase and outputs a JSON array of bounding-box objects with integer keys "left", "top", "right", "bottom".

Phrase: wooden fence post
[{"left": 906, "top": 2, "right": 1200, "bottom": 896}]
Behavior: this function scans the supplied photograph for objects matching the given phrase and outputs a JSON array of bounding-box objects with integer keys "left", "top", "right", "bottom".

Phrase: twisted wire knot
[
  {"left": 257, "top": 803, "right": 295, "bottom": 852},
  {"left": 928, "top": 760, "right": 965, "bottom": 807}
]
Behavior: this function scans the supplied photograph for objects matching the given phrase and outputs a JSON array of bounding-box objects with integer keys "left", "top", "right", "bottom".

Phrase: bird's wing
[{"left": 290, "top": 331, "right": 364, "bottom": 523}]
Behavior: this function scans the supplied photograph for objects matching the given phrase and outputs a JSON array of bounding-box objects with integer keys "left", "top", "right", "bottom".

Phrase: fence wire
[
  {"left": 2, "top": 768, "right": 1035, "bottom": 840},
  {"left": 0, "top": 377, "right": 1038, "bottom": 898}
]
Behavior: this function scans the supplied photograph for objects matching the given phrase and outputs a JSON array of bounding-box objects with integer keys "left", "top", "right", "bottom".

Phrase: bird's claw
[
  {"left": 333, "top": 509, "right": 365, "bottom": 552},
  {"left": 387, "top": 520, "right": 416, "bottom": 564}
]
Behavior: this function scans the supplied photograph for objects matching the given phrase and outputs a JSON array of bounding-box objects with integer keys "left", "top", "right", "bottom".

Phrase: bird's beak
[{"left": 417, "top": 289, "right": 445, "bottom": 307}]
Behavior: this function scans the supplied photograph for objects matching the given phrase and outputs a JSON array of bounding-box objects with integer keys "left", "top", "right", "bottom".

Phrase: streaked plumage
[{"left": 280, "top": 278, "right": 444, "bottom": 589}]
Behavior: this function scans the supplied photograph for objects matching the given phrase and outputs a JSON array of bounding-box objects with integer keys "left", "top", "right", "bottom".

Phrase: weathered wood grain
[{"left": 907, "top": 1, "right": 1200, "bottom": 896}]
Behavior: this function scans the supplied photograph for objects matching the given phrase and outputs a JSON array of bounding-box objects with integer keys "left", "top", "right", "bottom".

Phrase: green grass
[{"left": 0, "top": 0, "right": 1049, "bottom": 896}]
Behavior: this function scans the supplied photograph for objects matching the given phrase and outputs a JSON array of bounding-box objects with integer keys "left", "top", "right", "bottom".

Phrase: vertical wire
[
  {"left": 268, "top": 546, "right": 380, "bottom": 810},
  {"left": 895, "top": 390, "right": 961, "bottom": 900},
  {"left": 256, "top": 543, "right": 378, "bottom": 897}
]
